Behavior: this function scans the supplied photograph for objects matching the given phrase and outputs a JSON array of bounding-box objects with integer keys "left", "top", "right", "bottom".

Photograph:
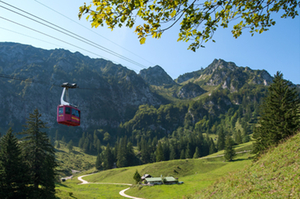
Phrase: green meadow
[
  {"left": 59, "top": 152, "right": 251, "bottom": 199},
  {"left": 56, "top": 181, "right": 128, "bottom": 199},
  {"left": 54, "top": 140, "right": 256, "bottom": 198}
]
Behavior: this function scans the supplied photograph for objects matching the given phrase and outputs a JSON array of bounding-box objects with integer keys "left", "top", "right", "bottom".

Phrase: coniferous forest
[{"left": 0, "top": 109, "right": 57, "bottom": 199}]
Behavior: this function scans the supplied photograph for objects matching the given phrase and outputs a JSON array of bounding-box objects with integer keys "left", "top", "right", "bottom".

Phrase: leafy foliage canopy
[{"left": 79, "top": 0, "right": 299, "bottom": 51}]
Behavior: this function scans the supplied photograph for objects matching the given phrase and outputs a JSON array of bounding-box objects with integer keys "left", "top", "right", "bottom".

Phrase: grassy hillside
[
  {"left": 56, "top": 181, "right": 128, "bottom": 199},
  {"left": 55, "top": 141, "right": 96, "bottom": 176},
  {"left": 78, "top": 151, "right": 252, "bottom": 199},
  {"left": 193, "top": 132, "right": 300, "bottom": 198}
]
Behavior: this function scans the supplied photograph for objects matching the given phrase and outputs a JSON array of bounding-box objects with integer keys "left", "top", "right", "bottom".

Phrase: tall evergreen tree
[
  {"left": 180, "top": 149, "right": 185, "bottom": 159},
  {"left": 185, "top": 143, "right": 192, "bottom": 158},
  {"left": 103, "top": 144, "right": 114, "bottom": 170},
  {"left": 224, "top": 135, "right": 236, "bottom": 161},
  {"left": 0, "top": 128, "right": 29, "bottom": 199},
  {"left": 156, "top": 142, "right": 164, "bottom": 162},
  {"left": 126, "top": 142, "right": 135, "bottom": 166},
  {"left": 133, "top": 170, "right": 141, "bottom": 184},
  {"left": 117, "top": 138, "right": 127, "bottom": 167},
  {"left": 235, "top": 130, "right": 242, "bottom": 144},
  {"left": 95, "top": 153, "right": 102, "bottom": 170},
  {"left": 253, "top": 72, "right": 300, "bottom": 157},
  {"left": 217, "top": 127, "right": 225, "bottom": 151},
  {"left": 140, "top": 138, "right": 150, "bottom": 164},
  {"left": 67, "top": 140, "right": 73, "bottom": 153},
  {"left": 54, "top": 130, "right": 59, "bottom": 141},
  {"left": 209, "top": 138, "right": 216, "bottom": 154},
  {"left": 19, "top": 109, "right": 57, "bottom": 199},
  {"left": 193, "top": 147, "right": 200, "bottom": 158},
  {"left": 169, "top": 145, "right": 176, "bottom": 160},
  {"left": 242, "top": 131, "right": 250, "bottom": 143}
]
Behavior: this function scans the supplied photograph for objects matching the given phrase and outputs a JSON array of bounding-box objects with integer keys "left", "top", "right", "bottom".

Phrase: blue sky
[{"left": 0, "top": 0, "right": 299, "bottom": 84}]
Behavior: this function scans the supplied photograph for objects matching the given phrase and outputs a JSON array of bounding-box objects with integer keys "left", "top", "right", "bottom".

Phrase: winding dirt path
[
  {"left": 77, "top": 174, "right": 144, "bottom": 199},
  {"left": 119, "top": 187, "right": 144, "bottom": 199}
]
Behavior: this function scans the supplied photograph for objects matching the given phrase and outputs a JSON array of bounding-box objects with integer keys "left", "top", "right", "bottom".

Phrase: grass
[
  {"left": 55, "top": 142, "right": 97, "bottom": 176},
  {"left": 55, "top": 133, "right": 300, "bottom": 198},
  {"left": 79, "top": 150, "right": 252, "bottom": 199},
  {"left": 126, "top": 153, "right": 251, "bottom": 199},
  {"left": 56, "top": 181, "right": 128, "bottom": 199},
  {"left": 202, "top": 141, "right": 253, "bottom": 159},
  {"left": 149, "top": 83, "right": 218, "bottom": 103},
  {"left": 193, "top": 132, "right": 300, "bottom": 198},
  {"left": 55, "top": 141, "right": 254, "bottom": 198}
]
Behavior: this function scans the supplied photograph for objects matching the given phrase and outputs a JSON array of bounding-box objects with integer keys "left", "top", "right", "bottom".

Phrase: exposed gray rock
[
  {"left": 139, "top": 65, "right": 175, "bottom": 86},
  {"left": 175, "top": 82, "right": 206, "bottom": 99}
]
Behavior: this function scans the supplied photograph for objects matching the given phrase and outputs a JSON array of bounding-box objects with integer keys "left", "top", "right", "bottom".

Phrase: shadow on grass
[
  {"left": 71, "top": 150, "right": 81, "bottom": 155},
  {"left": 55, "top": 149, "right": 65, "bottom": 153},
  {"left": 55, "top": 182, "right": 68, "bottom": 187},
  {"left": 232, "top": 158, "right": 250, "bottom": 162}
]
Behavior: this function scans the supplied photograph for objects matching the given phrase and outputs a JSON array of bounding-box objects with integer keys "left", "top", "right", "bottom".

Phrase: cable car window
[
  {"left": 65, "top": 107, "right": 71, "bottom": 114},
  {"left": 77, "top": 111, "right": 80, "bottom": 118},
  {"left": 72, "top": 108, "right": 76, "bottom": 116},
  {"left": 59, "top": 107, "right": 63, "bottom": 114}
]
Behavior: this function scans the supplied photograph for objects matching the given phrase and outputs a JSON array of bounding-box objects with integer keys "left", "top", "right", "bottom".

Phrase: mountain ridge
[{"left": 0, "top": 42, "right": 291, "bottom": 145}]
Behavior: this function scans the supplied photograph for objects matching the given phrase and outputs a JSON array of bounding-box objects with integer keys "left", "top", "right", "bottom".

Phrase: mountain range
[{"left": 1, "top": 42, "right": 296, "bottom": 142}]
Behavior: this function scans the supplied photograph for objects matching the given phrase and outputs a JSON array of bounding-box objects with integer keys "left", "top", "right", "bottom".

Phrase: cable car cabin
[{"left": 57, "top": 105, "right": 80, "bottom": 126}]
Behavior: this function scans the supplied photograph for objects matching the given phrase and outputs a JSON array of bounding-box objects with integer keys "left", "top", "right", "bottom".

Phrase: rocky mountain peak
[
  {"left": 139, "top": 65, "right": 175, "bottom": 86},
  {"left": 205, "top": 59, "right": 238, "bottom": 74}
]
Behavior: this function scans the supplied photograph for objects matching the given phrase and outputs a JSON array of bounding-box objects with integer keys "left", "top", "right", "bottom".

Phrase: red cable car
[{"left": 57, "top": 83, "right": 80, "bottom": 126}]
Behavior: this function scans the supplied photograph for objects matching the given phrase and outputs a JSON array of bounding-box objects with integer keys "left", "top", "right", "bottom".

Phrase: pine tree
[
  {"left": 67, "top": 140, "right": 73, "bottom": 153},
  {"left": 242, "top": 131, "right": 250, "bottom": 143},
  {"left": 95, "top": 153, "right": 102, "bottom": 170},
  {"left": 180, "top": 149, "right": 185, "bottom": 159},
  {"left": 140, "top": 138, "right": 150, "bottom": 163},
  {"left": 224, "top": 135, "right": 236, "bottom": 161},
  {"left": 156, "top": 142, "right": 165, "bottom": 162},
  {"left": 55, "top": 140, "right": 60, "bottom": 148},
  {"left": 217, "top": 127, "right": 225, "bottom": 151},
  {"left": 103, "top": 144, "right": 114, "bottom": 170},
  {"left": 117, "top": 138, "right": 127, "bottom": 167},
  {"left": 185, "top": 143, "right": 192, "bottom": 158},
  {"left": 133, "top": 170, "right": 141, "bottom": 184},
  {"left": 253, "top": 72, "right": 300, "bottom": 157},
  {"left": 236, "top": 130, "right": 242, "bottom": 144},
  {"left": 193, "top": 147, "right": 200, "bottom": 158},
  {"left": 61, "top": 136, "right": 65, "bottom": 143},
  {"left": 209, "top": 138, "right": 216, "bottom": 154},
  {"left": 169, "top": 145, "right": 176, "bottom": 160},
  {"left": 0, "top": 128, "right": 29, "bottom": 199},
  {"left": 19, "top": 109, "right": 57, "bottom": 199},
  {"left": 96, "top": 139, "right": 102, "bottom": 154},
  {"left": 126, "top": 142, "right": 135, "bottom": 166}
]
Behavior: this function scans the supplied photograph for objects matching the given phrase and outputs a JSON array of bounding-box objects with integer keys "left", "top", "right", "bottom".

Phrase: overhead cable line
[
  {"left": 34, "top": 0, "right": 155, "bottom": 66},
  {"left": 0, "top": 27, "right": 75, "bottom": 51},
  {"left": 0, "top": 15, "right": 116, "bottom": 63},
  {"left": 0, "top": 26, "right": 116, "bottom": 64},
  {"left": 0, "top": 73, "right": 111, "bottom": 91},
  {"left": 0, "top": 1, "right": 147, "bottom": 69}
]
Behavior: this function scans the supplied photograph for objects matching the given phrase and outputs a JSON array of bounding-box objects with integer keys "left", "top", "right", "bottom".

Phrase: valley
[{"left": 0, "top": 42, "right": 299, "bottom": 198}]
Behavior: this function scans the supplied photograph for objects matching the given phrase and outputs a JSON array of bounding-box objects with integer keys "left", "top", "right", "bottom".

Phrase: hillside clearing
[{"left": 193, "top": 133, "right": 300, "bottom": 198}]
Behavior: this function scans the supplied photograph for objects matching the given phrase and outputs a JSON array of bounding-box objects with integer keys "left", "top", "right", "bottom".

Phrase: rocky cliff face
[
  {"left": 0, "top": 42, "right": 163, "bottom": 131},
  {"left": 139, "top": 65, "right": 176, "bottom": 86},
  {"left": 174, "top": 82, "right": 206, "bottom": 99}
]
